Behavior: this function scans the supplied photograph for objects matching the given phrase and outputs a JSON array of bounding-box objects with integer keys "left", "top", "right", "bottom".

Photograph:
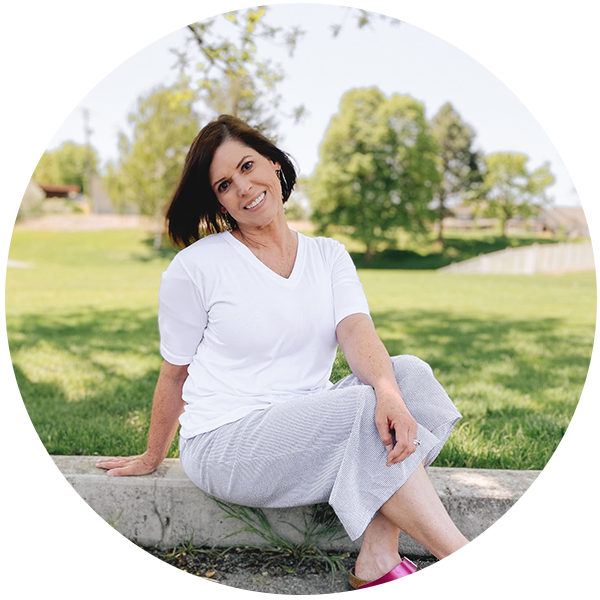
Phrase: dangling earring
[{"left": 275, "top": 169, "right": 288, "bottom": 201}]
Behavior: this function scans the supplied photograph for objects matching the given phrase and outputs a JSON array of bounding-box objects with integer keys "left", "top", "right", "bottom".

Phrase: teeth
[{"left": 244, "top": 192, "right": 265, "bottom": 209}]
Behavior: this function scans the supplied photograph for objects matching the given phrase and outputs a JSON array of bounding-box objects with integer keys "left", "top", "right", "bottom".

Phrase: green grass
[{"left": 6, "top": 228, "right": 596, "bottom": 469}]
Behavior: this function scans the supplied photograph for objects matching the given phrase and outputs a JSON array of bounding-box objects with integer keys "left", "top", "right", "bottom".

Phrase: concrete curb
[{"left": 53, "top": 456, "right": 540, "bottom": 557}]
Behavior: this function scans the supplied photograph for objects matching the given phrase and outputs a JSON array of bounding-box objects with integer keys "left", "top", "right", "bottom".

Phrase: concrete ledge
[{"left": 52, "top": 456, "right": 540, "bottom": 557}]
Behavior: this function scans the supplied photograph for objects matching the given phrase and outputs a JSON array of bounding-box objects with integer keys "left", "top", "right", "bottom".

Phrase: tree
[
  {"left": 554, "top": 2, "right": 598, "bottom": 197},
  {"left": 308, "top": 87, "right": 440, "bottom": 260},
  {"left": 179, "top": 6, "right": 400, "bottom": 139},
  {"left": 57, "top": 141, "right": 98, "bottom": 192},
  {"left": 104, "top": 79, "right": 200, "bottom": 249},
  {"left": 204, "top": 72, "right": 279, "bottom": 141},
  {"left": 32, "top": 141, "right": 99, "bottom": 192},
  {"left": 430, "top": 103, "right": 484, "bottom": 246},
  {"left": 476, "top": 152, "right": 555, "bottom": 236}
]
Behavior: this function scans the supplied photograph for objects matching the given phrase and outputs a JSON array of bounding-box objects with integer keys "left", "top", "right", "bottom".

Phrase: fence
[{"left": 438, "top": 242, "right": 595, "bottom": 275}]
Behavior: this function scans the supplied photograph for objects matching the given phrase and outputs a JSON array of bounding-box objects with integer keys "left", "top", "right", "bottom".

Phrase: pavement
[{"left": 5, "top": 455, "right": 597, "bottom": 595}]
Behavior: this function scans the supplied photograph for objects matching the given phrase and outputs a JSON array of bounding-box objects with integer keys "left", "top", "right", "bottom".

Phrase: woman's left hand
[{"left": 374, "top": 389, "right": 419, "bottom": 467}]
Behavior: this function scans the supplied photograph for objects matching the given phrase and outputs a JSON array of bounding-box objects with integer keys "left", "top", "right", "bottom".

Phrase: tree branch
[{"left": 164, "top": 2, "right": 204, "bottom": 46}]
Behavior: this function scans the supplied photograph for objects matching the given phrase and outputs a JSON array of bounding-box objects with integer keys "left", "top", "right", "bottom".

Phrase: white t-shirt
[{"left": 158, "top": 231, "right": 371, "bottom": 438}]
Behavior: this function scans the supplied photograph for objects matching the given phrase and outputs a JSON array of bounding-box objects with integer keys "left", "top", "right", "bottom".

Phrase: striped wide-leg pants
[{"left": 179, "top": 355, "right": 462, "bottom": 541}]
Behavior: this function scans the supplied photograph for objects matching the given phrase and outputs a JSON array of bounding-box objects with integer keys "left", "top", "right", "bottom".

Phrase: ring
[{"left": 413, "top": 439, "right": 421, "bottom": 446}]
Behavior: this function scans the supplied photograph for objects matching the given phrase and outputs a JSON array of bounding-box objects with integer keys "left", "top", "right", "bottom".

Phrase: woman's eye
[
  {"left": 218, "top": 181, "right": 229, "bottom": 193},
  {"left": 242, "top": 161, "right": 253, "bottom": 171}
]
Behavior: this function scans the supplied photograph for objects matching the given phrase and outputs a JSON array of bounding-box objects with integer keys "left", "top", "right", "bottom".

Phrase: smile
[{"left": 244, "top": 192, "right": 266, "bottom": 210}]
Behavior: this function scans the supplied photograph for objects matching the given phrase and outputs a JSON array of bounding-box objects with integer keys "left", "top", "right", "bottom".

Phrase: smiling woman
[
  {"left": 95, "top": 114, "right": 468, "bottom": 589},
  {"left": 165, "top": 115, "right": 297, "bottom": 247}
]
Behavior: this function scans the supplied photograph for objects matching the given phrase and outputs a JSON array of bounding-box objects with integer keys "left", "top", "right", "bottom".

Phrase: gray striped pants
[{"left": 179, "top": 355, "right": 462, "bottom": 541}]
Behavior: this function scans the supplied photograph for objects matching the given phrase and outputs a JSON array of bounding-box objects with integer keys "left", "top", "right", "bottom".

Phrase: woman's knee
[{"left": 390, "top": 355, "right": 434, "bottom": 382}]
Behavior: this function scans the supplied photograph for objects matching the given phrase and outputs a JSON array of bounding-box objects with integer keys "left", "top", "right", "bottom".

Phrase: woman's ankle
[{"left": 355, "top": 544, "right": 401, "bottom": 581}]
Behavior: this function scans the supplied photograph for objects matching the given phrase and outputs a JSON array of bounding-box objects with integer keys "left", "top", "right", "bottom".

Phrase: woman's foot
[{"left": 354, "top": 546, "right": 402, "bottom": 582}]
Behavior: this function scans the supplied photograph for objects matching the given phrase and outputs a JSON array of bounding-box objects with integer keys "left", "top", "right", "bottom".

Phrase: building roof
[
  {"left": 543, "top": 206, "right": 588, "bottom": 228},
  {"left": 37, "top": 183, "right": 81, "bottom": 193}
]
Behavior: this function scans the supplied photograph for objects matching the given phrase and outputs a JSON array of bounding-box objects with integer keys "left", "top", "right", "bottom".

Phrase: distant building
[
  {"left": 37, "top": 183, "right": 81, "bottom": 198},
  {"left": 441, "top": 203, "right": 590, "bottom": 237},
  {"left": 537, "top": 206, "right": 590, "bottom": 238}
]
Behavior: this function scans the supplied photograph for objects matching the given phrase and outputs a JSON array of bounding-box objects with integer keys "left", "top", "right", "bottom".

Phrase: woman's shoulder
[
  {"left": 165, "top": 232, "right": 233, "bottom": 275},
  {"left": 298, "top": 233, "right": 346, "bottom": 253},
  {"left": 174, "top": 231, "right": 232, "bottom": 260},
  {"left": 301, "top": 233, "right": 346, "bottom": 258}
]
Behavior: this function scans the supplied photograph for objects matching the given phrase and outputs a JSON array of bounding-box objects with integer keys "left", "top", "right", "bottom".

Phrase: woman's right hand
[{"left": 95, "top": 453, "right": 160, "bottom": 477}]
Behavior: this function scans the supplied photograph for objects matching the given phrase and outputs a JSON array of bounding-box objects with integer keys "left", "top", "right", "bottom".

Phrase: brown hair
[{"left": 166, "top": 115, "right": 297, "bottom": 247}]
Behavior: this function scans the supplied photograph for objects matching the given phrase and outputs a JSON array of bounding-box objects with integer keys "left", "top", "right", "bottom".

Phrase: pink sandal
[{"left": 350, "top": 558, "right": 444, "bottom": 596}]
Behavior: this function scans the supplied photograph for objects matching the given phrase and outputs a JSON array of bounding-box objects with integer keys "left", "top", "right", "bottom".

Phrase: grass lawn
[{"left": 6, "top": 228, "right": 596, "bottom": 470}]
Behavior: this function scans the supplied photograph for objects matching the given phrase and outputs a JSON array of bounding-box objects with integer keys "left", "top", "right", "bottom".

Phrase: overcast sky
[{"left": 5, "top": 3, "right": 596, "bottom": 205}]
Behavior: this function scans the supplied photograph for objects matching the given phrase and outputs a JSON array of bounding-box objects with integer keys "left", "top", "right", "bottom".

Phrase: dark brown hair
[{"left": 166, "top": 114, "right": 297, "bottom": 247}]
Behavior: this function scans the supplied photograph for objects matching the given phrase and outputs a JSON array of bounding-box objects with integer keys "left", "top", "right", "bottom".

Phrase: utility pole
[{"left": 82, "top": 107, "right": 95, "bottom": 212}]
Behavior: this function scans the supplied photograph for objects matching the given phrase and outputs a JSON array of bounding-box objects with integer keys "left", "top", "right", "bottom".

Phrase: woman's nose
[{"left": 236, "top": 178, "right": 252, "bottom": 197}]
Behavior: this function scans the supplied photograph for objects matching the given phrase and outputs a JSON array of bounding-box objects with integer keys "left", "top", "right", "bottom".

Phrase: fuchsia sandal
[{"left": 350, "top": 558, "right": 444, "bottom": 596}]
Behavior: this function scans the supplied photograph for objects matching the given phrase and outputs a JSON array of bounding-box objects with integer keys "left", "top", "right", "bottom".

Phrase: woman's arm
[
  {"left": 95, "top": 360, "right": 188, "bottom": 476},
  {"left": 336, "top": 313, "right": 418, "bottom": 467}
]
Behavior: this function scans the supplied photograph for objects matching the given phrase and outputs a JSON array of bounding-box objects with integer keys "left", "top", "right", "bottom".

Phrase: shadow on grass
[
  {"left": 350, "top": 236, "right": 559, "bottom": 270},
  {"left": 370, "top": 308, "right": 592, "bottom": 469},
  {"left": 8, "top": 308, "right": 178, "bottom": 457},
  {"left": 7, "top": 306, "right": 592, "bottom": 468},
  {"left": 372, "top": 309, "right": 592, "bottom": 391},
  {"left": 135, "top": 235, "right": 179, "bottom": 261}
]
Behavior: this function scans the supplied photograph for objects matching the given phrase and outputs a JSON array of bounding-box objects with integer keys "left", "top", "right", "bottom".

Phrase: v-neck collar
[{"left": 223, "top": 230, "right": 305, "bottom": 286}]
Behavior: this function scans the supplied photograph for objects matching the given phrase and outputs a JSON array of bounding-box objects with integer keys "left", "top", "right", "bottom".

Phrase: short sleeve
[
  {"left": 158, "top": 256, "right": 208, "bottom": 365},
  {"left": 330, "top": 242, "right": 371, "bottom": 327}
]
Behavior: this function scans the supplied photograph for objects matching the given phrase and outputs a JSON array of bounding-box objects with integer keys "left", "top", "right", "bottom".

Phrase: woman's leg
[
  {"left": 355, "top": 512, "right": 402, "bottom": 582},
  {"left": 354, "top": 462, "right": 469, "bottom": 581}
]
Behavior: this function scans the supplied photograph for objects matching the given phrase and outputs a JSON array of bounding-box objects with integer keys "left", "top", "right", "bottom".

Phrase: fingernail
[{"left": 385, "top": 445, "right": 393, "bottom": 452}]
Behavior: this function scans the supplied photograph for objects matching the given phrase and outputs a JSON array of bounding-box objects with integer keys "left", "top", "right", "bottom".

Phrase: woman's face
[{"left": 208, "top": 139, "right": 282, "bottom": 230}]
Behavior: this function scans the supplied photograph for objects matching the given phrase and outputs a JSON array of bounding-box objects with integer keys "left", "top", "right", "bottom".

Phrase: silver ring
[{"left": 413, "top": 439, "right": 421, "bottom": 446}]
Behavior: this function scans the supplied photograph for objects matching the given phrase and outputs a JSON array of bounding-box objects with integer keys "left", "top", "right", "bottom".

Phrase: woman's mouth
[{"left": 244, "top": 192, "right": 266, "bottom": 210}]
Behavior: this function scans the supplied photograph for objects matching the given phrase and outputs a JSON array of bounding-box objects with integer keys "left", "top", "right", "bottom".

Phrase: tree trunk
[{"left": 437, "top": 195, "right": 446, "bottom": 247}]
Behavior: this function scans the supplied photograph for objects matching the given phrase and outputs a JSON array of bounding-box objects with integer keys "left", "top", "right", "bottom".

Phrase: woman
[{"left": 96, "top": 115, "right": 469, "bottom": 589}]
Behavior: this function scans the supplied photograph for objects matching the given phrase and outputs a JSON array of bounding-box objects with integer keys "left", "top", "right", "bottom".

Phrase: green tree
[
  {"left": 180, "top": 6, "right": 400, "bottom": 139},
  {"left": 54, "top": 142, "right": 98, "bottom": 190},
  {"left": 430, "top": 102, "right": 484, "bottom": 246},
  {"left": 554, "top": 2, "right": 598, "bottom": 193},
  {"left": 32, "top": 141, "right": 98, "bottom": 192},
  {"left": 477, "top": 152, "right": 555, "bottom": 236},
  {"left": 104, "top": 79, "right": 200, "bottom": 249},
  {"left": 203, "top": 72, "right": 280, "bottom": 141},
  {"left": 309, "top": 87, "right": 440, "bottom": 260}
]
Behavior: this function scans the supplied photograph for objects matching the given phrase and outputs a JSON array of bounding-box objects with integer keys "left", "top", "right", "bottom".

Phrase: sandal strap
[{"left": 349, "top": 558, "right": 418, "bottom": 589}]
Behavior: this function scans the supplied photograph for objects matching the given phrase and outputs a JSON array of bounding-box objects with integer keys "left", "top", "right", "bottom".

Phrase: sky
[{"left": 46, "top": 3, "right": 580, "bottom": 206}]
